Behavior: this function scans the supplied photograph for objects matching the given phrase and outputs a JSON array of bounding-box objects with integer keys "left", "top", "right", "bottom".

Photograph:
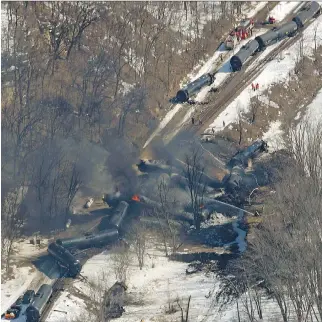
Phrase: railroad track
[
  {"left": 175, "top": 16, "right": 315, "bottom": 139},
  {"left": 39, "top": 246, "right": 104, "bottom": 322},
  {"left": 161, "top": 2, "right": 308, "bottom": 143},
  {"left": 39, "top": 275, "right": 67, "bottom": 322}
]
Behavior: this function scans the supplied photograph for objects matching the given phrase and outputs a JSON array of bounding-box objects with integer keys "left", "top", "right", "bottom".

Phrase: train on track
[
  {"left": 172, "top": 1, "right": 320, "bottom": 102},
  {"left": 47, "top": 201, "right": 130, "bottom": 278},
  {"left": 231, "top": 1, "right": 320, "bottom": 71},
  {"left": 175, "top": 73, "right": 216, "bottom": 103},
  {"left": 26, "top": 284, "right": 52, "bottom": 322}
]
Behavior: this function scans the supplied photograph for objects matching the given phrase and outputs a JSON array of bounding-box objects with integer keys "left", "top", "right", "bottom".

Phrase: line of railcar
[
  {"left": 26, "top": 284, "right": 52, "bottom": 322},
  {"left": 32, "top": 201, "right": 129, "bottom": 321},
  {"left": 47, "top": 201, "right": 130, "bottom": 277},
  {"left": 172, "top": 2, "right": 320, "bottom": 101},
  {"left": 230, "top": 1, "right": 320, "bottom": 71},
  {"left": 56, "top": 229, "right": 119, "bottom": 250},
  {"left": 175, "top": 73, "right": 216, "bottom": 103}
]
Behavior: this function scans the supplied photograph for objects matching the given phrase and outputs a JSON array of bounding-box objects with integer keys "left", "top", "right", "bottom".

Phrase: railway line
[
  {"left": 161, "top": 2, "right": 310, "bottom": 144},
  {"left": 39, "top": 247, "right": 103, "bottom": 322},
  {"left": 191, "top": 30, "right": 305, "bottom": 135}
]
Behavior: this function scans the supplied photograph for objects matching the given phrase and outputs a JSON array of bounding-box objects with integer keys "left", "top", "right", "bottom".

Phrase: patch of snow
[
  {"left": 45, "top": 293, "right": 86, "bottom": 322},
  {"left": 258, "top": 95, "right": 279, "bottom": 109},
  {"left": 123, "top": 48, "right": 145, "bottom": 77},
  {"left": 47, "top": 245, "right": 219, "bottom": 322},
  {"left": 262, "top": 121, "right": 285, "bottom": 152},
  {"left": 201, "top": 212, "right": 237, "bottom": 228},
  {"left": 1, "top": 266, "right": 37, "bottom": 313},
  {"left": 120, "top": 81, "right": 135, "bottom": 96},
  {"left": 244, "top": 2, "right": 268, "bottom": 18},
  {"left": 294, "top": 110, "right": 302, "bottom": 120},
  {"left": 301, "top": 89, "right": 322, "bottom": 128},
  {"left": 1, "top": 3, "right": 8, "bottom": 33},
  {"left": 266, "top": 2, "right": 300, "bottom": 21}
]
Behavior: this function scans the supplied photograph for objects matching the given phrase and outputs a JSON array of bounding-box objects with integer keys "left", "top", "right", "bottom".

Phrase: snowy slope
[
  {"left": 301, "top": 88, "right": 322, "bottom": 128},
  {"left": 1, "top": 266, "right": 37, "bottom": 314},
  {"left": 46, "top": 247, "right": 219, "bottom": 322},
  {"left": 267, "top": 1, "right": 301, "bottom": 21}
]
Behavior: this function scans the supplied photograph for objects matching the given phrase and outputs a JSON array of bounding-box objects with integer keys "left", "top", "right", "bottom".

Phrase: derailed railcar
[
  {"left": 225, "top": 165, "right": 245, "bottom": 192},
  {"left": 47, "top": 242, "right": 81, "bottom": 277},
  {"left": 228, "top": 140, "right": 268, "bottom": 168},
  {"left": 230, "top": 39, "right": 259, "bottom": 71},
  {"left": 25, "top": 284, "right": 52, "bottom": 322},
  {"left": 109, "top": 201, "right": 129, "bottom": 230},
  {"left": 293, "top": 1, "right": 320, "bottom": 28},
  {"left": 56, "top": 229, "right": 119, "bottom": 250},
  {"left": 176, "top": 73, "right": 216, "bottom": 103},
  {"left": 137, "top": 159, "right": 175, "bottom": 175}
]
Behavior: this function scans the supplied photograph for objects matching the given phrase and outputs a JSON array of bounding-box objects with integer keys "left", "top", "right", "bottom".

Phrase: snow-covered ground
[
  {"left": 146, "top": 2, "right": 221, "bottom": 39},
  {"left": 143, "top": 1, "right": 274, "bottom": 149},
  {"left": 204, "top": 14, "right": 322, "bottom": 139},
  {"left": 1, "top": 266, "right": 37, "bottom": 314},
  {"left": 1, "top": 239, "right": 54, "bottom": 314},
  {"left": 266, "top": 1, "right": 301, "bottom": 21},
  {"left": 244, "top": 2, "right": 268, "bottom": 18},
  {"left": 46, "top": 245, "right": 219, "bottom": 322},
  {"left": 301, "top": 88, "right": 322, "bottom": 128},
  {"left": 262, "top": 120, "right": 285, "bottom": 152}
]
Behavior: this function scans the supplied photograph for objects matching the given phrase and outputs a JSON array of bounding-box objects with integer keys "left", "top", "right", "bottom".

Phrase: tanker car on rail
[
  {"left": 56, "top": 228, "right": 119, "bottom": 250},
  {"left": 109, "top": 201, "right": 129, "bottom": 230},
  {"left": 230, "top": 1, "right": 320, "bottom": 71},
  {"left": 175, "top": 73, "right": 216, "bottom": 103},
  {"left": 25, "top": 284, "right": 52, "bottom": 322}
]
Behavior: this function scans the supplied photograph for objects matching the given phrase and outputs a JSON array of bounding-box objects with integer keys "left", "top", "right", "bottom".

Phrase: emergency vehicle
[{"left": 225, "top": 18, "right": 255, "bottom": 50}]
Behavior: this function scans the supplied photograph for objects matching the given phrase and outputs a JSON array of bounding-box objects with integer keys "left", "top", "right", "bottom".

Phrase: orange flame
[{"left": 132, "top": 194, "right": 141, "bottom": 202}]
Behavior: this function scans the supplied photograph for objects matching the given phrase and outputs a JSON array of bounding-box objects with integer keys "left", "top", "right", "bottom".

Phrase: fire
[{"left": 132, "top": 194, "right": 141, "bottom": 202}]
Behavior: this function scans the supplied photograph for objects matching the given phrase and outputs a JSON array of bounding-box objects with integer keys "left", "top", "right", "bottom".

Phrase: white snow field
[
  {"left": 46, "top": 245, "right": 219, "bottom": 322},
  {"left": 262, "top": 120, "right": 285, "bottom": 152},
  {"left": 301, "top": 88, "right": 322, "bottom": 128},
  {"left": 1, "top": 240, "right": 49, "bottom": 312},
  {"left": 204, "top": 14, "right": 322, "bottom": 140}
]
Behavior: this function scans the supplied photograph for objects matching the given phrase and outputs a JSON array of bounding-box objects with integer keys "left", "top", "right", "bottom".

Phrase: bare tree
[
  {"left": 110, "top": 245, "right": 133, "bottom": 285},
  {"left": 229, "top": 121, "right": 322, "bottom": 322},
  {"left": 154, "top": 178, "right": 183, "bottom": 256},
  {"left": 236, "top": 106, "right": 243, "bottom": 146},
  {"left": 249, "top": 97, "right": 259, "bottom": 124},
  {"left": 117, "top": 85, "right": 147, "bottom": 136},
  {"left": 1, "top": 185, "right": 28, "bottom": 275},
  {"left": 128, "top": 221, "right": 147, "bottom": 270},
  {"left": 183, "top": 146, "right": 206, "bottom": 230},
  {"left": 177, "top": 295, "right": 192, "bottom": 322}
]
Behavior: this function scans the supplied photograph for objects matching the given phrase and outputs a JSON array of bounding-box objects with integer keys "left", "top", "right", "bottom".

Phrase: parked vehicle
[{"left": 4, "top": 306, "right": 21, "bottom": 320}]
